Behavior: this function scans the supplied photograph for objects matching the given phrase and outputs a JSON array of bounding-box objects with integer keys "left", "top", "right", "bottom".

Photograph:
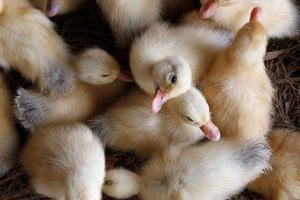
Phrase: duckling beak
[
  {"left": 249, "top": 7, "right": 263, "bottom": 22},
  {"left": 46, "top": 0, "right": 60, "bottom": 17},
  {"left": 117, "top": 70, "right": 134, "bottom": 82},
  {"left": 200, "top": 120, "right": 221, "bottom": 141},
  {"left": 151, "top": 89, "right": 169, "bottom": 113},
  {"left": 199, "top": 0, "right": 218, "bottom": 19}
]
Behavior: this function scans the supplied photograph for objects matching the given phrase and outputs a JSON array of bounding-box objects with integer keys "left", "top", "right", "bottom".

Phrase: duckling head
[
  {"left": 151, "top": 57, "right": 192, "bottom": 113},
  {"left": 167, "top": 87, "right": 221, "bottom": 141},
  {"left": 77, "top": 48, "right": 121, "bottom": 85}
]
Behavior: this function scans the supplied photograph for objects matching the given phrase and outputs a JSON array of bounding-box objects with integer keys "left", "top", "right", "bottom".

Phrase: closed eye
[
  {"left": 101, "top": 74, "right": 110, "bottom": 77},
  {"left": 185, "top": 116, "right": 194, "bottom": 123}
]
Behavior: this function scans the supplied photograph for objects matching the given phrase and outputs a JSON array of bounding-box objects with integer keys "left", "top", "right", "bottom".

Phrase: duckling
[
  {"left": 0, "top": 75, "right": 18, "bottom": 175},
  {"left": 89, "top": 86, "right": 220, "bottom": 156},
  {"left": 15, "top": 48, "right": 127, "bottom": 131},
  {"left": 30, "top": 0, "right": 87, "bottom": 17},
  {"left": 0, "top": 0, "right": 75, "bottom": 97},
  {"left": 130, "top": 22, "right": 231, "bottom": 112},
  {"left": 21, "top": 123, "right": 105, "bottom": 200},
  {"left": 103, "top": 138, "right": 271, "bottom": 200},
  {"left": 97, "top": 0, "right": 161, "bottom": 46},
  {"left": 202, "top": 8, "right": 274, "bottom": 142},
  {"left": 97, "top": 0, "right": 195, "bottom": 46},
  {"left": 199, "top": 0, "right": 299, "bottom": 38},
  {"left": 248, "top": 128, "right": 300, "bottom": 200}
]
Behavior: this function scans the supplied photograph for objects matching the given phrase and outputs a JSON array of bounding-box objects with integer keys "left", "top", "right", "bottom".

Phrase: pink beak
[
  {"left": 151, "top": 89, "right": 169, "bottom": 113},
  {"left": 200, "top": 120, "right": 221, "bottom": 141},
  {"left": 249, "top": 7, "right": 263, "bottom": 22},
  {"left": 199, "top": 0, "right": 219, "bottom": 19},
  {"left": 46, "top": 0, "right": 60, "bottom": 17},
  {"left": 117, "top": 70, "right": 134, "bottom": 82}
]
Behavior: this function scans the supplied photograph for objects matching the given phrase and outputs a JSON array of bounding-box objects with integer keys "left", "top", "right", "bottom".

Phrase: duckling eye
[
  {"left": 186, "top": 116, "right": 194, "bottom": 123},
  {"left": 168, "top": 73, "right": 177, "bottom": 84},
  {"left": 101, "top": 74, "right": 110, "bottom": 77}
]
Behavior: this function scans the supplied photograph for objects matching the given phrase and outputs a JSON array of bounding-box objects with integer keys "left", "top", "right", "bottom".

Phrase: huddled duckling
[
  {"left": 0, "top": 0, "right": 75, "bottom": 97},
  {"left": 202, "top": 8, "right": 274, "bottom": 142},
  {"left": 97, "top": 0, "right": 195, "bottom": 45},
  {"left": 30, "top": 0, "right": 87, "bottom": 17},
  {"left": 89, "top": 86, "right": 220, "bottom": 156},
  {"left": 248, "top": 128, "right": 300, "bottom": 200},
  {"left": 22, "top": 123, "right": 105, "bottom": 200},
  {"left": 0, "top": 75, "right": 18, "bottom": 175},
  {"left": 130, "top": 21, "right": 231, "bottom": 112},
  {"left": 103, "top": 138, "right": 270, "bottom": 200},
  {"left": 199, "top": 0, "right": 299, "bottom": 38},
  {"left": 15, "top": 48, "right": 127, "bottom": 131},
  {"left": 96, "top": 0, "right": 161, "bottom": 46}
]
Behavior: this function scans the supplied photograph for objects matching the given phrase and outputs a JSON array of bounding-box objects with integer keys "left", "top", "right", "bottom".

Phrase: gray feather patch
[
  {"left": 14, "top": 88, "right": 46, "bottom": 131},
  {"left": 236, "top": 139, "right": 271, "bottom": 169}
]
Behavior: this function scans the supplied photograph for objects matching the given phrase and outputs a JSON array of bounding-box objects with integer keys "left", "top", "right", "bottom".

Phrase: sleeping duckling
[
  {"left": 202, "top": 8, "right": 274, "bottom": 142},
  {"left": 89, "top": 86, "right": 220, "bottom": 156},
  {"left": 21, "top": 123, "right": 105, "bottom": 200},
  {"left": 15, "top": 48, "right": 127, "bottom": 131},
  {"left": 30, "top": 0, "right": 87, "bottom": 17},
  {"left": 130, "top": 22, "right": 231, "bottom": 113},
  {"left": 199, "top": 0, "right": 299, "bottom": 38},
  {"left": 0, "top": 0, "right": 75, "bottom": 97},
  {"left": 103, "top": 138, "right": 270, "bottom": 200},
  {"left": 0, "top": 75, "right": 18, "bottom": 175},
  {"left": 248, "top": 128, "right": 300, "bottom": 200}
]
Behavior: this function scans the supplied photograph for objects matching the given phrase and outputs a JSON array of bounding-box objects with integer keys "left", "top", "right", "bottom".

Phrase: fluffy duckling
[
  {"left": 202, "top": 8, "right": 274, "bottom": 142},
  {"left": 89, "top": 86, "right": 220, "bottom": 156},
  {"left": 15, "top": 48, "right": 127, "bottom": 131},
  {"left": 199, "top": 0, "right": 299, "bottom": 38},
  {"left": 97, "top": 0, "right": 161, "bottom": 45},
  {"left": 30, "top": 0, "right": 87, "bottom": 17},
  {"left": 21, "top": 123, "right": 105, "bottom": 200},
  {"left": 248, "top": 128, "right": 300, "bottom": 200},
  {"left": 103, "top": 138, "right": 271, "bottom": 200},
  {"left": 0, "top": 75, "right": 18, "bottom": 175},
  {"left": 97, "top": 0, "right": 195, "bottom": 45},
  {"left": 0, "top": 0, "right": 75, "bottom": 97},
  {"left": 130, "top": 22, "right": 231, "bottom": 113}
]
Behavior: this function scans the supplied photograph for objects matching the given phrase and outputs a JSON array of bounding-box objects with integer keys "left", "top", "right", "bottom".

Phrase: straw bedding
[{"left": 0, "top": 1, "right": 299, "bottom": 200}]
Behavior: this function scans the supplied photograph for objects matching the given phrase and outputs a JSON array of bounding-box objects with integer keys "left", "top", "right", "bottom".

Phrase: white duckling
[
  {"left": 21, "top": 123, "right": 105, "bottom": 200},
  {"left": 202, "top": 8, "right": 274, "bottom": 142},
  {"left": 130, "top": 21, "right": 231, "bottom": 112},
  {"left": 15, "top": 48, "right": 127, "bottom": 131},
  {"left": 30, "top": 0, "right": 87, "bottom": 17},
  {"left": 0, "top": 75, "right": 18, "bottom": 175},
  {"left": 103, "top": 138, "right": 271, "bottom": 200},
  {"left": 199, "top": 0, "right": 299, "bottom": 38},
  {"left": 89, "top": 86, "right": 220, "bottom": 157},
  {"left": 248, "top": 128, "right": 300, "bottom": 200},
  {"left": 0, "top": 0, "right": 75, "bottom": 97}
]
